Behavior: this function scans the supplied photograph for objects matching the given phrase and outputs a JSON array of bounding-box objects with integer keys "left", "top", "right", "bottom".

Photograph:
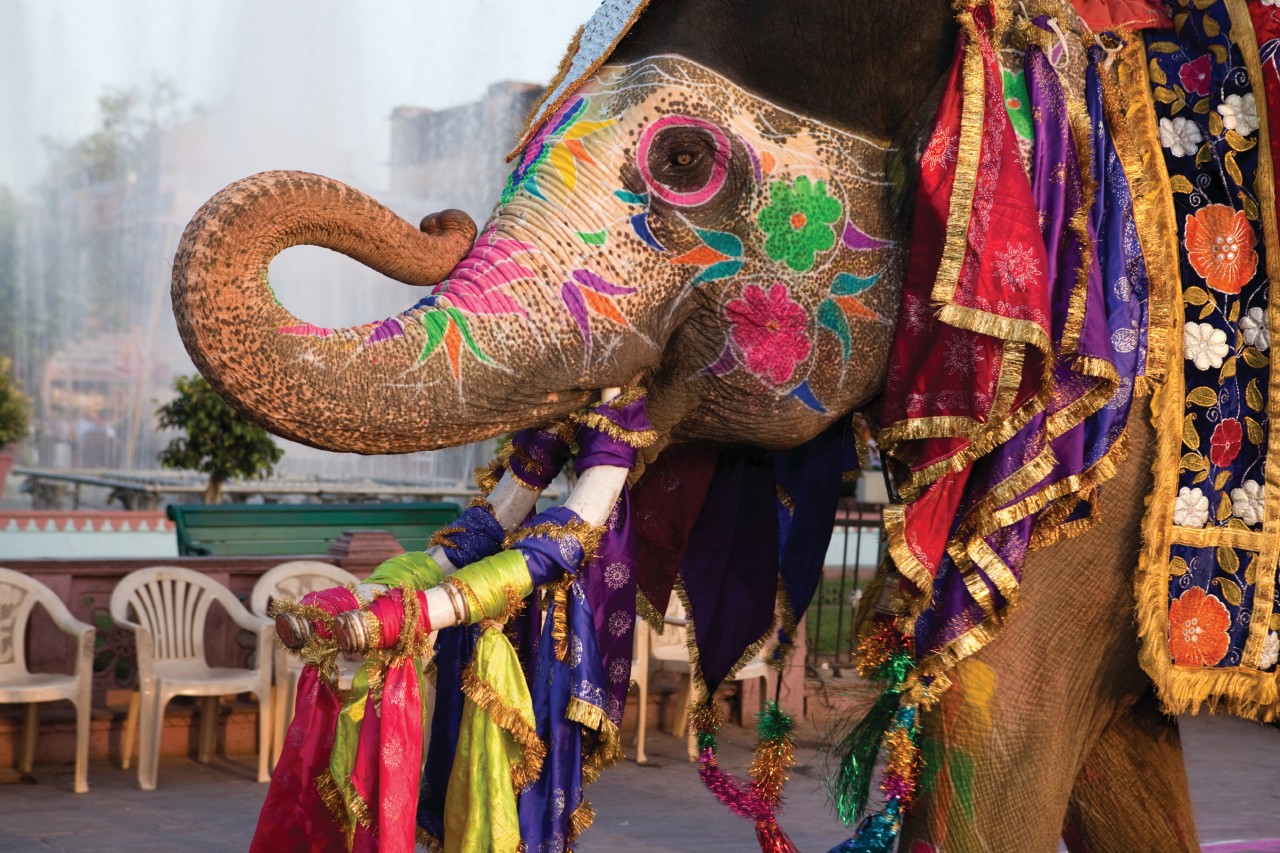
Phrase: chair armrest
[
  {"left": 228, "top": 607, "right": 274, "bottom": 635},
  {"left": 46, "top": 606, "right": 94, "bottom": 642},
  {"left": 663, "top": 616, "right": 688, "bottom": 628},
  {"left": 110, "top": 614, "right": 155, "bottom": 677}
]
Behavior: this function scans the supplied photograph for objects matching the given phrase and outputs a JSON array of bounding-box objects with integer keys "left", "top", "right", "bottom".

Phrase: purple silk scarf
[{"left": 912, "top": 41, "right": 1146, "bottom": 661}]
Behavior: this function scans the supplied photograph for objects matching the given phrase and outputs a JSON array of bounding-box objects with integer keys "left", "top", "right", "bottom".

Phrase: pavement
[{"left": 0, "top": 715, "right": 1277, "bottom": 852}]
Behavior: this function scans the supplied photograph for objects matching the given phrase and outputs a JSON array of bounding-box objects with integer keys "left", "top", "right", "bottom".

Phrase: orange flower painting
[
  {"left": 1167, "top": 586, "right": 1231, "bottom": 667},
  {"left": 1184, "top": 204, "right": 1258, "bottom": 294}
]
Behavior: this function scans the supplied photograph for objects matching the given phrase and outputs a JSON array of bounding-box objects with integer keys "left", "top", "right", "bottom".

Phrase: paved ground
[{"left": 1, "top": 715, "right": 1277, "bottom": 852}]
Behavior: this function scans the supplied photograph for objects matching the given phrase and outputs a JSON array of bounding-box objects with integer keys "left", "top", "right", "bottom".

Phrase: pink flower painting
[{"left": 725, "top": 283, "right": 812, "bottom": 386}]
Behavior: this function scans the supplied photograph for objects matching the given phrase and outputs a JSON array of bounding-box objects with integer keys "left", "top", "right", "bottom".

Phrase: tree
[
  {"left": 0, "top": 355, "right": 31, "bottom": 449},
  {"left": 156, "top": 375, "right": 283, "bottom": 503}
]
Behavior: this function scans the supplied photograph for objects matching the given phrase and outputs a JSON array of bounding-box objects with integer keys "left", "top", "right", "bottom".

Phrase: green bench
[{"left": 166, "top": 501, "right": 461, "bottom": 557}]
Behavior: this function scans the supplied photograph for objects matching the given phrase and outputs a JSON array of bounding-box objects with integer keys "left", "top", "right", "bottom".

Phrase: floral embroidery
[
  {"left": 1178, "top": 54, "right": 1212, "bottom": 98},
  {"left": 1209, "top": 418, "right": 1243, "bottom": 468},
  {"left": 1173, "top": 486, "right": 1209, "bottom": 528},
  {"left": 1183, "top": 321, "right": 1229, "bottom": 371},
  {"left": 1230, "top": 479, "right": 1265, "bottom": 526},
  {"left": 993, "top": 242, "right": 1041, "bottom": 291},
  {"left": 1168, "top": 587, "right": 1231, "bottom": 667},
  {"left": 1240, "top": 306, "right": 1270, "bottom": 352},
  {"left": 1158, "top": 116, "right": 1203, "bottom": 157},
  {"left": 1184, "top": 204, "right": 1258, "bottom": 294},
  {"left": 758, "top": 176, "right": 843, "bottom": 273},
  {"left": 725, "top": 283, "right": 812, "bottom": 386},
  {"left": 1261, "top": 632, "right": 1280, "bottom": 671},
  {"left": 1217, "top": 93, "right": 1258, "bottom": 137}
]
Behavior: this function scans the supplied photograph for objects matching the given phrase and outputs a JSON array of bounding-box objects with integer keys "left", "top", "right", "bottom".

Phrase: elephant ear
[{"left": 507, "top": 0, "right": 650, "bottom": 160}]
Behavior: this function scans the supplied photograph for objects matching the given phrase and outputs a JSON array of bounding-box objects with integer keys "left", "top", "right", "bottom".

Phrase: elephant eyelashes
[{"left": 637, "top": 115, "right": 732, "bottom": 207}]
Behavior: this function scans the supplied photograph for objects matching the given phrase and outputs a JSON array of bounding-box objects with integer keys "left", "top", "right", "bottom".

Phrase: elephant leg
[
  {"left": 1061, "top": 690, "right": 1198, "bottom": 853},
  {"left": 900, "top": 415, "right": 1190, "bottom": 852}
]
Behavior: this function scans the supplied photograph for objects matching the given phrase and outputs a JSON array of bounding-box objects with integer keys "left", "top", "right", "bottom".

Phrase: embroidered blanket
[{"left": 869, "top": 0, "right": 1280, "bottom": 723}]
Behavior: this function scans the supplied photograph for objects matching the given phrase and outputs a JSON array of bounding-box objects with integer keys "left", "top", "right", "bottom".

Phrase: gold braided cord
[
  {"left": 569, "top": 409, "right": 659, "bottom": 448},
  {"left": 459, "top": 663, "right": 547, "bottom": 791}
]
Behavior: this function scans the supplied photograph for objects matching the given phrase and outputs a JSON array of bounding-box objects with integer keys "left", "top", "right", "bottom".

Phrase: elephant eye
[{"left": 637, "top": 116, "right": 732, "bottom": 208}]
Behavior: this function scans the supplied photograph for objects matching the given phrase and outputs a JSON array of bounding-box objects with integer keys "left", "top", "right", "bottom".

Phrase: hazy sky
[{"left": 0, "top": 0, "right": 601, "bottom": 190}]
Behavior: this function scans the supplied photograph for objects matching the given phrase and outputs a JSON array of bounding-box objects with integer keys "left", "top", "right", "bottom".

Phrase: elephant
[{"left": 170, "top": 1, "right": 1222, "bottom": 850}]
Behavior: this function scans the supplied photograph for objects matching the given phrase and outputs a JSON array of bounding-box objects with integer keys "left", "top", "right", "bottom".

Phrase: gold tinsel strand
[{"left": 748, "top": 736, "right": 794, "bottom": 806}]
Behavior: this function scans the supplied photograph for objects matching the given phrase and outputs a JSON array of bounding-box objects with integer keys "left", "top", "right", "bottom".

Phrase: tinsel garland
[
  {"left": 690, "top": 700, "right": 800, "bottom": 853},
  {"left": 825, "top": 626, "right": 922, "bottom": 853}
]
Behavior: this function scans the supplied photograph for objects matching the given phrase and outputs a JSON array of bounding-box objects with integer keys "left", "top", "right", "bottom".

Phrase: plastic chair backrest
[
  {"left": 0, "top": 568, "right": 78, "bottom": 679},
  {"left": 649, "top": 592, "right": 690, "bottom": 657},
  {"left": 250, "top": 561, "right": 359, "bottom": 618},
  {"left": 109, "top": 566, "right": 248, "bottom": 663}
]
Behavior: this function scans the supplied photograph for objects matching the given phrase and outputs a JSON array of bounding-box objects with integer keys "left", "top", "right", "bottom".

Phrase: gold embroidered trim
[
  {"left": 1102, "top": 36, "right": 1178, "bottom": 389},
  {"left": 569, "top": 410, "right": 659, "bottom": 448},
  {"left": 460, "top": 661, "right": 547, "bottom": 791},
  {"left": 1131, "top": 1, "right": 1280, "bottom": 724},
  {"left": 568, "top": 799, "right": 596, "bottom": 844}
]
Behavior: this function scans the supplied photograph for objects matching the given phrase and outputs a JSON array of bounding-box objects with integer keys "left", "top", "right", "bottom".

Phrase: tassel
[
  {"left": 755, "top": 817, "right": 800, "bottom": 853},
  {"left": 826, "top": 687, "right": 901, "bottom": 825},
  {"left": 748, "top": 702, "right": 795, "bottom": 806},
  {"left": 825, "top": 802, "right": 902, "bottom": 853}
]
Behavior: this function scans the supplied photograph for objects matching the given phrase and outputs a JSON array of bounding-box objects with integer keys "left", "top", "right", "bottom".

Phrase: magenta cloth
[{"left": 250, "top": 587, "right": 359, "bottom": 853}]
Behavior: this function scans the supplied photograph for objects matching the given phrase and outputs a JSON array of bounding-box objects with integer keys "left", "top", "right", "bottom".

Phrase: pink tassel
[{"left": 755, "top": 817, "right": 800, "bottom": 853}]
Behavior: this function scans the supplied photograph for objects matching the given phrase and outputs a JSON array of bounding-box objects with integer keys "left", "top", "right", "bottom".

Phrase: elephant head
[{"left": 172, "top": 2, "right": 957, "bottom": 456}]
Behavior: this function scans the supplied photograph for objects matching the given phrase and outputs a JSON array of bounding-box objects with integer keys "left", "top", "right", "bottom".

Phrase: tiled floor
[{"left": 1, "top": 715, "right": 1277, "bottom": 851}]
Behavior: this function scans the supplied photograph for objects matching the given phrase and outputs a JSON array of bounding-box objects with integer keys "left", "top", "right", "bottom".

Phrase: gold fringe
[
  {"left": 473, "top": 441, "right": 515, "bottom": 495},
  {"left": 460, "top": 662, "right": 547, "bottom": 792},
  {"left": 673, "top": 578, "right": 777, "bottom": 704},
  {"left": 415, "top": 827, "right": 444, "bottom": 853},
  {"left": 429, "top": 523, "right": 465, "bottom": 551},
  {"left": 567, "top": 799, "right": 596, "bottom": 845},
  {"left": 607, "top": 385, "right": 647, "bottom": 409},
  {"left": 552, "top": 581, "right": 572, "bottom": 663},
  {"left": 1130, "top": 1, "right": 1280, "bottom": 723},
  {"left": 570, "top": 409, "right": 659, "bottom": 448},
  {"left": 505, "top": 518, "right": 607, "bottom": 565},
  {"left": 635, "top": 588, "right": 665, "bottom": 634}
]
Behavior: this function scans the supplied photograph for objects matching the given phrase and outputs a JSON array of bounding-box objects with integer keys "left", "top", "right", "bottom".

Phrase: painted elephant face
[{"left": 172, "top": 56, "right": 910, "bottom": 453}]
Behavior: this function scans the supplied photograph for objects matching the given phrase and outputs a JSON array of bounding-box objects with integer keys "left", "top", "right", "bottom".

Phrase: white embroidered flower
[
  {"left": 1217, "top": 93, "right": 1259, "bottom": 137},
  {"left": 1259, "top": 627, "right": 1280, "bottom": 666},
  {"left": 1240, "top": 307, "right": 1270, "bottom": 352},
  {"left": 1184, "top": 321, "right": 1230, "bottom": 371},
  {"left": 1159, "top": 116, "right": 1203, "bottom": 157},
  {"left": 1173, "top": 486, "right": 1210, "bottom": 527},
  {"left": 1231, "top": 479, "right": 1265, "bottom": 526}
]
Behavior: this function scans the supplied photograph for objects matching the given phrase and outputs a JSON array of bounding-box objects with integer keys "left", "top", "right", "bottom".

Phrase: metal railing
[{"left": 805, "top": 498, "right": 888, "bottom": 669}]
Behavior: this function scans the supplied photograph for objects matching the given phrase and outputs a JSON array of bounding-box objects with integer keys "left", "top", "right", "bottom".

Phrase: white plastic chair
[
  {"left": 631, "top": 593, "right": 771, "bottom": 763},
  {"left": 250, "top": 560, "right": 358, "bottom": 769},
  {"left": 111, "top": 566, "right": 272, "bottom": 790},
  {"left": 0, "top": 567, "right": 95, "bottom": 793}
]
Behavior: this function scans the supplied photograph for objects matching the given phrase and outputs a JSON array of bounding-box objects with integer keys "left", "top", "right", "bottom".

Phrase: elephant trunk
[{"left": 172, "top": 170, "right": 600, "bottom": 453}]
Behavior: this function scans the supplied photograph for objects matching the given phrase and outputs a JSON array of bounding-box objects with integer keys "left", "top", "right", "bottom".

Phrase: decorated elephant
[{"left": 171, "top": 0, "right": 1280, "bottom": 851}]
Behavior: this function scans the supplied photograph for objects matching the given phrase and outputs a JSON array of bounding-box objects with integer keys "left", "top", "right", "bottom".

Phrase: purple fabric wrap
[
  {"left": 680, "top": 451, "right": 780, "bottom": 692},
  {"left": 510, "top": 426, "right": 574, "bottom": 490},
  {"left": 439, "top": 503, "right": 505, "bottom": 567},
  {"left": 911, "top": 43, "right": 1146, "bottom": 661}
]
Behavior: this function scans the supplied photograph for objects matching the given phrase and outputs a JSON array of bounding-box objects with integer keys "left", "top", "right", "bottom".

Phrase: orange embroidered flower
[
  {"left": 1168, "top": 586, "right": 1231, "bottom": 667},
  {"left": 1184, "top": 204, "right": 1258, "bottom": 294}
]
